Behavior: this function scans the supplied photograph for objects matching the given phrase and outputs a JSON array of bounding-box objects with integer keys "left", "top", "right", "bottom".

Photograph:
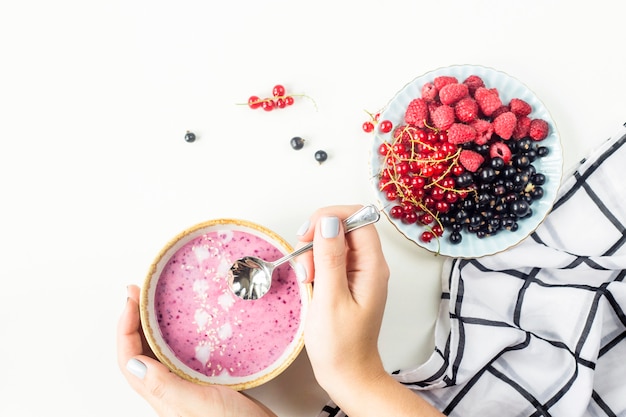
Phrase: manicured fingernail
[
  {"left": 127, "top": 358, "right": 147, "bottom": 379},
  {"left": 296, "top": 219, "right": 310, "bottom": 236},
  {"left": 321, "top": 216, "right": 340, "bottom": 238},
  {"left": 295, "top": 262, "right": 307, "bottom": 283}
]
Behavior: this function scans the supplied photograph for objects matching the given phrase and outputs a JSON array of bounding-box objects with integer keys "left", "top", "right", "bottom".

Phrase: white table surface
[{"left": 2, "top": 1, "right": 625, "bottom": 416}]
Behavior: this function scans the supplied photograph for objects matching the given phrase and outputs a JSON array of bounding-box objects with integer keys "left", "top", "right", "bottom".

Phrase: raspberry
[
  {"left": 509, "top": 98, "right": 532, "bottom": 117},
  {"left": 529, "top": 118, "right": 549, "bottom": 140},
  {"left": 493, "top": 111, "right": 517, "bottom": 140},
  {"left": 512, "top": 116, "right": 531, "bottom": 140},
  {"left": 428, "top": 101, "right": 441, "bottom": 118},
  {"left": 421, "top": 82, "right": 438, "bottom": 102},
  {"left": 459, "top": 149, "right": 484, "bottom": 172},
  {"left": 447, "top": 123, "right": 476, "bottom": 144},
  {"left": 405, "top": 98, "right": 429, "bottom": 127},
  {"left": 438, "top": 83, "right": 469, "bottom": 105},
  {"left": 470, "top": 119, "right": 494, "bottom": 145},
  {"left": 454, "top": 97, "right": 478, "bottom": 123},
  {"left": 462, "top": 75, "right": 485, "bottom": 95},
  {"left": 474, "top": 87, "right": 502, "bottom": 117},
  {"left": 489, "top": 141, "right": 512, "bottom": 164},
  {"left": 490, "top": 105, "right": 510, "bottom": 120},
  {"left": 431, "top": 104, "right": 455, "bottom": 130},
  {"left": 434, "top": 75, "right": 458, "bottom": 90}
]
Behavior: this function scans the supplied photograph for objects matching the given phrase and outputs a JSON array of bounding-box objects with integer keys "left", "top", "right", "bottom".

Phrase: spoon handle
[{"left": 272, "top": 205, "right": 381, "bottom": 266}]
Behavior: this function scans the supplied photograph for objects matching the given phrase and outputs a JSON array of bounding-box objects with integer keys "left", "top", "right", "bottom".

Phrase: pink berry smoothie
[{"left": 153, "top": 227, "right": 303, "bottom": 379}]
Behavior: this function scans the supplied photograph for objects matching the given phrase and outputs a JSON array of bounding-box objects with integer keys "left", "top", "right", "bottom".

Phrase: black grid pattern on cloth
[{"left": 317, "top": 123, "right": 626, "bottom": 417}]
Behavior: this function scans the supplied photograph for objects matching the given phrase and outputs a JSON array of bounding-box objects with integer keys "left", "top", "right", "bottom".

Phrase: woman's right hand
[{"left": 295, "top": 205, "right": 444, "bottom": 417}]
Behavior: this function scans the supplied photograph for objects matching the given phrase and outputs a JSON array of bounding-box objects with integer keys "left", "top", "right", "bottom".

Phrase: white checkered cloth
[{"left": 318, "top": 122, "right": 626, "bottom": 417}]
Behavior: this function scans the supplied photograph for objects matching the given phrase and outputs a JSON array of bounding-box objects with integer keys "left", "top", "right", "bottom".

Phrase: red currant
[
  {"left": 452, "top": 164, "right": 465, "bottom": 176},
  {"left": 262, "top": 99, "right": 275, "bottom": 111},
  {"left": 379, "top": 120, "right": 393, "bottom": 133},
  {"left": 390, "top": 205, "right": 403, "bottom": 219},
  {"left": 385, "top": 190, "right": 397, "bottom": 201},
  {"left": 445, "top": 192, "right": 459, "bottom": 203},
  {"left": 435, "top": 200, "right": 450, "bottom": 213},
  {"left": 420, "top": 231, "right": 434, "bottom": 243},
  {"left": 419, "top": 213, "right": 434, "bottom": 225},
  {"left": 285, "top": 96, "right": 295, "bottom": 106},
  {"left": 363, "top": 121, "right": 375, "bottom": 133},
  {"left": 276, "top": 98, "right": 286, "bottom": 108},
  {"left": 248, "top": 95, "right": 262, "bottom": 109},
  {"left": 378, "top": 142, "right": 390, "bottom": 156},
  {"left": 272, "top": 84, "right": 285, "bottom": 97},
  {"left": 430, "top": 187, "right": 445, "bottom": 201},
  {"left": 402, "top": 212, "right": 418, "bottom": 224}
]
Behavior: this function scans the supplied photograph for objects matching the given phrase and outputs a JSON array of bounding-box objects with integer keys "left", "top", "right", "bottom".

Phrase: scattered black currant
[
  {"left": 314, "top": 150, "right": 328, "bottom": 164},
  {"left": 184, "top": 131, "right": 196, "bottom": 143},
  {"left": 290, "top": 136, "right": 305, "bottom": 150}
]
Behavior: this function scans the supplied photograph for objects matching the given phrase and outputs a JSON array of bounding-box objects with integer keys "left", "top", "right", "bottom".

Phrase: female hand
[
  {"left": 295, "top": 205, "right": 391, "bottom": 397},
  {"left": 117, "top": 285, "right": 276, "bottom": 417},
  {"left": 296, "top": 205, "right": 443, "bottom": 417}
]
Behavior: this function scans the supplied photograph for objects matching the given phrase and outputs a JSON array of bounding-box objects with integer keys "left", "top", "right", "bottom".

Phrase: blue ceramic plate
[{"left": 370, "top": 64, "right": 563, "bottom": 258}]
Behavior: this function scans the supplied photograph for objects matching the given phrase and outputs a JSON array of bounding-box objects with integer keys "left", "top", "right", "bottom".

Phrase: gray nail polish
[
  {"left": 321, "top": 216, "right": 340, "bottom": 238},
  {"left": 127, "top": 358, "right": 147, "bottom": 379},
  {"left": 295, "top": 262, "right": 308, "bottom": 282},
  {"left": 297, "top": 219, "right": 310, "bottom": 236}
]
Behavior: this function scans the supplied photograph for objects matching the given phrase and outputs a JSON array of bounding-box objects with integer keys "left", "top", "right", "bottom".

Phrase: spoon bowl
[{"left": 228, "top": 205, "right": 381, "bottom": 300}]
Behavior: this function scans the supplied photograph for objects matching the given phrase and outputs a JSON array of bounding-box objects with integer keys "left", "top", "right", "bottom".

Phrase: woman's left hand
[{"left": 117, "top": 285, "right": 276, "bottom": 417}]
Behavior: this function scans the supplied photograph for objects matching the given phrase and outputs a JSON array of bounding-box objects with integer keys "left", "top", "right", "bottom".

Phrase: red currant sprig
[
  {"left": 378, "top": 124, "right": 473, "bottom": 247},
  {"left": 362, "top": 109, "right": 393, "bottom": 134},
  {"left": 240, "top": 84, "right": 317, "bottom": 112}
]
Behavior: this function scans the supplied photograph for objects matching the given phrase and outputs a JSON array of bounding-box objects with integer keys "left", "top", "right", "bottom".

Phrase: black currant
[
  {"left": 449, "top": 231, "right": 463, "bottom": 244},
  {"left": 513, "top": 155, "right": 531, "bottom": 168},
  {"left": 290, "top": 136, "right": 305, "bottom": 150},
  {"left": 184, "top": 131, "right": 196, "bottom": 143},
  {"left": 517, "top": 138, "right": 532, "bottom": 152},
  {"left": 529, "top": 185, "right": 544, "bottom": 200},
  {"left": 510, "top": 200, "right": 530, "bottom": 217},
  {"left": 314, "top": 150, "right": 328, "bottom": 164},
  {"left": 537, "top": 146, "right": 550, "bottom": 157},
  {"left": 455, "top": 172, "right": 474, "bottom": 188},
  {"left": 490, "top": 157, "right": 505, "bottom": 170},
  {"left": 479, "top": 167, "right": 497, "bottom": 183},
  {"left": 502, "top": 166, "right": 518, "bottom": 178},
  {"left": 525, "top": 149, "right": 538, "bottom": 161},
  {"left": 532, "top": 173, "right": 546, "bottom": 185}
]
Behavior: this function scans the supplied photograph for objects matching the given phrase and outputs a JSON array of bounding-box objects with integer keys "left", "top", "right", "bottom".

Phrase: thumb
[
  {"left": 311, "top": 216, "right": 349, "bottom": 301},
  {"left": 125, "top": 355, "right": 200, "bottom": 414}
]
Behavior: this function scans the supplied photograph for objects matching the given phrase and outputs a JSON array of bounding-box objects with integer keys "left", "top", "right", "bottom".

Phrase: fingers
[
  {"left": 310, "top": 215, "right": 350, "bottom": 302},
  {"left": 125, "top": 354, "right": 209, "bottom": 416},
  {"left": 118, "top": 285, "right": 215, "bottom": 414},
  {"left": 295, "top": 205, "right": 362, "bottom": 284},
  {"left": 117, "top": 285, "right": 144, "bottom": 373},
  {"left": 295, "top": 205, "right": 386, "bottom": 282}
]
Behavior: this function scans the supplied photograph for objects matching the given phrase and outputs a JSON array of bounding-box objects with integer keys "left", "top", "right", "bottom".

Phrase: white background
[{"left": 2, "top": 1, "right": 625, "bottom": 416}]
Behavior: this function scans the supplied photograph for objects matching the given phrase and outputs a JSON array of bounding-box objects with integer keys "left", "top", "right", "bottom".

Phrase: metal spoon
[{"left": 228, "top": 204, "right": 381, "bottom": 300}]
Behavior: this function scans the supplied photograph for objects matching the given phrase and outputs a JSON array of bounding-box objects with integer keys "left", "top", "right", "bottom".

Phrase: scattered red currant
[
  {"left": 379, "top": 120, "right": 393, "bottom": 133},
  {"left": 239, "top": 84, "right": 316, "bottom": 111},
  {"left": 248, "top": 96, "right": 262, "bottom": 109},
  {"left": 361, "top": 109, "right": 382, "bottom": 133},
  {"left": 272, "top": 84, "right": 286, "bottom": 97}
]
